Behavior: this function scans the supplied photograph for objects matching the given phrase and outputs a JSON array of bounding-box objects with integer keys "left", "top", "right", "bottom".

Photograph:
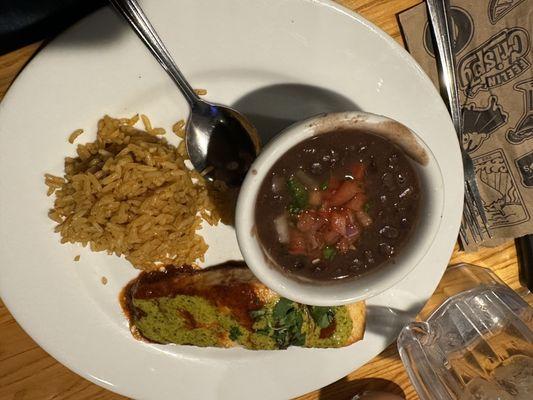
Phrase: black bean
[
  {"left": 379, "top": 225, "right": 399, "bottom": 238},
  {"left": 379, "top": 243, "right": 395, "bottom": 257},
  {"left": 310, "top": 162, "right": 323, "bottom": 175},
  {"left": 397, "top": 173, "right": 406, "bottom": 184},
  {"left": 364, "top": 250, "right": 374, "bottom": 264},
  {"left": 382, "top": 172, "right": 396, "bottom": 191}
]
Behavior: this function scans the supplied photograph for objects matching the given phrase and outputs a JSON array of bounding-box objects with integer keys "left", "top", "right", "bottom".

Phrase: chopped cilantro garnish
[
  {"left": 272, "top": 298, "right": 306, "bottom": 348},
  {"left": 272, "top": 298, "right": 294, "bottom": 320},
  {"left": 323, "top": 245, "right": 337, "bottom": 260},
  {"left": 320, "top": 181, "right": 329, "bottom": 191},
  {"left": 287, "top": 178, "right": 308, "bottom": 215},
  {"left": 250, "top": 298, "right": 307, "bottom": 349},
  {"left": 309, "top": 306, "right": 335, "bottom": 328},
  {"left": 363, "top": 202, "right": 372, "bottom": 212},
  {"left": 250, "top": 309, "right": 266, "bottom": 319},
  {"left": 229, "top": 326, "right": 242, "bottom": 341}
]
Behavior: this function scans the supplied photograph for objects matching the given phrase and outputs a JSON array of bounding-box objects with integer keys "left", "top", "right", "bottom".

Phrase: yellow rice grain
[
  {"left": 177, "top": 140, "right": 187, "bottom": 157},
  {"left": 140, "top": 114, "right": 152, "bottom": 132},
  {"left": 68, "top": 129, "right": 84, "bottom": 143},
  {"left": 45, "top": 114, "right": 233, "bottom": 270},
  {"left": 150, "top": 127, "right": 166, "bottom": 136},
  {"left": 172, "top": 120, "right": 185, "bottom": 138}
]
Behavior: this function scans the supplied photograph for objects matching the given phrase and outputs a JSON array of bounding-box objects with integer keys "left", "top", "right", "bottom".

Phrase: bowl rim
[{"left": 235, "top": 111, "right": 444, "bottom": 306}]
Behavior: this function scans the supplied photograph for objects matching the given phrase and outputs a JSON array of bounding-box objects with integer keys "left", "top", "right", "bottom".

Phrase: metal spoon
[{"left": 109, "top": 0, "right": 260, "bottom": 186}]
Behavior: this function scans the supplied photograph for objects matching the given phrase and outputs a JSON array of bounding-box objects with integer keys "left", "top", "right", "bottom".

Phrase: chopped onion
[
  {"left": 356, "top": 210, "right": 373, "bottom": 227},
  {"left": 295, "top": 170, "right": 318, "bottom": 190},
  {"left": 271, "top": 176, "right": 285, "bottom": 194},
  {"left": 274, "top": 214, "right": 290, "bottom": 243},
  {"left": 345, "top": 224, "right": 360, "bottom": 239},
  {"left": 308, "top": 190, "right": 322, "bottom": 206}
]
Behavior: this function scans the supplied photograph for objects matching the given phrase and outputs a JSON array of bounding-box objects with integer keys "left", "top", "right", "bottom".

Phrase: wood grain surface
[{"left": 1, "top": 1, "right": 531, "bottom": 399}]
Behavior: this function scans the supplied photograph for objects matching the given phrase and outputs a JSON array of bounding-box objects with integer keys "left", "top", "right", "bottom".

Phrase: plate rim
[{"left": 0, "top": 0, "right": 463, "bottom": 398}]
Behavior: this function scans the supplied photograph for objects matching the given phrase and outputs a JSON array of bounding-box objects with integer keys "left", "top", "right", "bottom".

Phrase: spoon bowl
[
  {"left": 187, "top": 100, "right": 260, "bottom": 186},
  {"left": 110, "top": 0, "right": 260, "bottom": 186}
]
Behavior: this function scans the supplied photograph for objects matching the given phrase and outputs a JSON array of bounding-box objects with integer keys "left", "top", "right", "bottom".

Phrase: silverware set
[{"left": 426, "top": 0, "right": 491, "bottom": 246}]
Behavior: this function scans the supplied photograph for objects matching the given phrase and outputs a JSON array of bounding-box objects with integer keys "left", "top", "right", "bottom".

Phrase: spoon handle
[
  {"left": 109, "top": 0, "right": 199, "bottom": 107},
  {"left": 426, "top": 0, "right": 462, "bottom": 137}
]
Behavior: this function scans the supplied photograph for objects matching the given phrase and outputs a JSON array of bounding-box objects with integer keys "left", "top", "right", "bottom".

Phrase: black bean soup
[{"left": 255, "top": 130, "right": 421, "bottom": 281}]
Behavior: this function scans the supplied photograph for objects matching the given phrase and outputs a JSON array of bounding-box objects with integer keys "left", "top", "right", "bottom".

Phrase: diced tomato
[
  {"left": 296, "top": 211, "right": 313, "bottom": 232},
  {"left": 337, "top": 237, "right": 351, "bottom": 253},
  {"left": 312, "top": 231, "right": 326, "bottom": 250},
  {"left": 328, "top": 177, "right": 342, "bottom": 190},
  {"left": 304, "top": 231, "right": 320, "bottom": 250},
  {"left": 351, "top": 162, "right": 365, "bottom": 181},
  {"left": 342, "top": 208, "right": 356, "bottom": 225},
  {"left": 330, "top": 211, "right": 347, "bottom": 236},
  {"left": 309, "top": 249, "right": 322, "bottom": 260},
  {"left": 308, "top": 190, "right": 322, "bottom": 207},
  {"left": 288, "top": 229, "right": 306, "bottom": 255},
  {"left": 296, "top": 210, "right": 325, "bottom": 232},
  {"left": 317, "top": 209, "right": 332, "bottom": 219},
  {"left": 345, "top": 193, "right": 367, "bottom": 212},
  {"left": 328, "top": 180, "right": 363, "bottom": 207},
  {"left": 321, "top": 229, "right": 340, "bottom": 245},
  {"left": 285, "top": 164, "right": 370, "bottom": 259},
  {"left": 321, "top": 177, "right": 341, "bottom": 203},
  {"left": 355, "top": 210, "right": 373, "bottom": 227}
]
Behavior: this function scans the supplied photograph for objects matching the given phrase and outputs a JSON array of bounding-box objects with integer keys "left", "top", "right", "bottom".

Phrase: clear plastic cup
[{"left": 398, "top": 263, "right": 533, "bottom": 400}]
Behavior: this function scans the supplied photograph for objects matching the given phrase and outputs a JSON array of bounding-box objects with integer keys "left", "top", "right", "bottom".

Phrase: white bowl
[{"left": 235, "top": 111, "right": 444, "bottom": 306}]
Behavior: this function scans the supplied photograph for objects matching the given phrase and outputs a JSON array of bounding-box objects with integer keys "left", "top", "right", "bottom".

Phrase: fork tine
[
  {"left": 466, "top": 181, "right": 492, "bottom": 238},
  {"left": 466, "top": 205, "right": 481, "bottom": 241},
  {"left": 459, "top": 211, "right": 469, "bottom": 245},
  {"left": 460, "top": 193, "right": 479, "bottom": 246},
  {"left": 460, "top": 214, "right": 476, "bottom": 247},
  {"left": 459, "top": 220, "right": 470, "bottom": 246},
  {"left": 462, "top": 153, "right": 490, "bottom": 235},
  {"left": 464, "top": 187, "right": 485, "bottom": 243}
]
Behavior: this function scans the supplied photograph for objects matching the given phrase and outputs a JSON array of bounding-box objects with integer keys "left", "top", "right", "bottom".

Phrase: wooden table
[{"left": 1, "top": 1, "right": 532, "bottom": 399}]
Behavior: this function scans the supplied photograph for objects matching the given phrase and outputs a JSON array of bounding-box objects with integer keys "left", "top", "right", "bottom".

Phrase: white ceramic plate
[{"left": 0, "top": 1, "right": 463, "bottom": 399}]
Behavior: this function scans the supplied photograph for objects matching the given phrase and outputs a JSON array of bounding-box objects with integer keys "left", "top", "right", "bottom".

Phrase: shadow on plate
[
  {"left": 232, "top": 83, "right": 360, "bottom": 145},
  {"left": 209, "top": 84, "right": 359, "bottom": 226},
  {"left": 53, "top": 7, "right": 127, "bottom": 47},
  {"left": 318, "top": 377, "right": 406, "bottom": 400},
  {"left": 365, "top": 302, "right": 426, "bottom": 343}
]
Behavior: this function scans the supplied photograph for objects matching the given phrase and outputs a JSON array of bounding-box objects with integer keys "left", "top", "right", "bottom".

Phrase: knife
[{"left": 515, "top": 235, "right": 533, "bottom": 292}]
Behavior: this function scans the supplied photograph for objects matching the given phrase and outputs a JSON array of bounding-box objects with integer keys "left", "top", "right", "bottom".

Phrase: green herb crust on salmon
[{"left": 122, "top": 263, "right": 365, "bottom": 349}]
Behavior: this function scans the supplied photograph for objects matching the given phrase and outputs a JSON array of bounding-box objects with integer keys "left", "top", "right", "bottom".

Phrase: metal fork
[{"left": 426, "top": 0, "right": 491, "bottom": 245}]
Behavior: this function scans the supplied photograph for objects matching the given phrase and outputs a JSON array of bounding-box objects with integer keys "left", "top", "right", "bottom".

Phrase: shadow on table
[
  {"left": 318, "top": 377, "right": 406, "bottom": 400},
  {"left": 232, "top": 83, "right": 360, "bottom": 145},
  {"left": 316, "top": 302, "right": 425, "bottom": 399},
  {"left": 374, "top": 341, "right": 403, "bottom": 364}
]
